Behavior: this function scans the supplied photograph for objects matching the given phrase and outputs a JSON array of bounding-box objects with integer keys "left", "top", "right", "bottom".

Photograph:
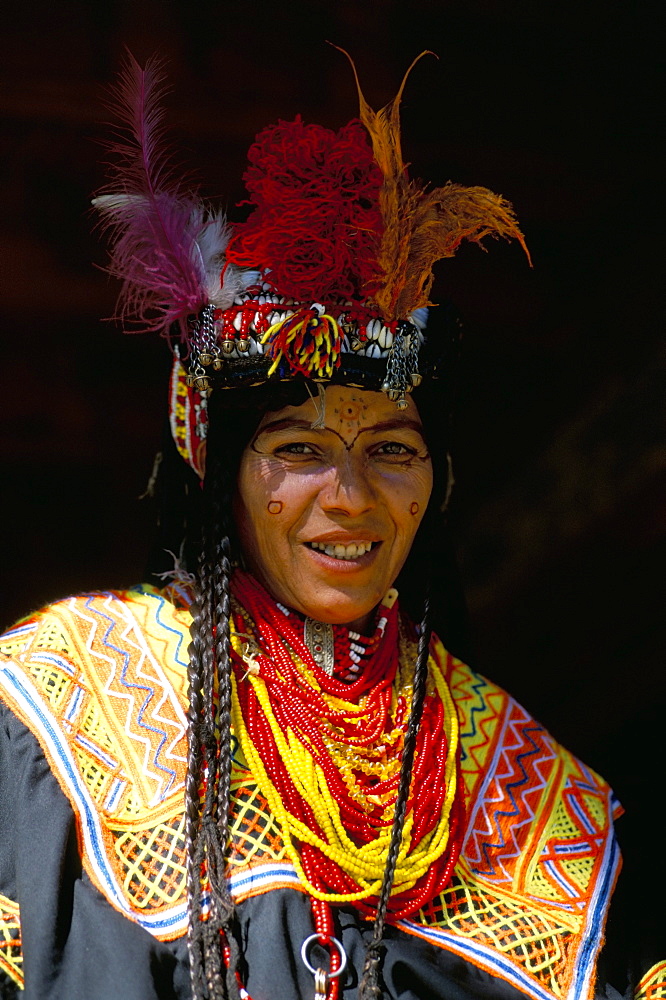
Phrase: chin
[{"left": 294, "top": 589, "right": 382, "bottom": 629}]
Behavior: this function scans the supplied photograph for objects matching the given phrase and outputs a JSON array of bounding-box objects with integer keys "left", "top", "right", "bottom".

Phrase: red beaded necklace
[{"left": 229, "top": 571, "right": 465, "bottom": 918}]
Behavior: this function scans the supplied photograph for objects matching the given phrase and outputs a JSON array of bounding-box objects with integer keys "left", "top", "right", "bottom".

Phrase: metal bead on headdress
[
  {"left": 186, "top": 304, "right": 218, "bottom": 391},
  {"left": 94, "top": 50, "right": 529, "bottom": 477}
]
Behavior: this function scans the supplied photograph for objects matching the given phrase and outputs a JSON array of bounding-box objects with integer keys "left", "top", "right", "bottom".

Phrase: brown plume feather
[{"left": 333, "top": 46, "right": 531, "bottom": 321}]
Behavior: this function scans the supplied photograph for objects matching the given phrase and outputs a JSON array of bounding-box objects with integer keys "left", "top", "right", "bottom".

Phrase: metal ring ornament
[{"left": 300, "top": 934, "right": 348, "bottom": 979}]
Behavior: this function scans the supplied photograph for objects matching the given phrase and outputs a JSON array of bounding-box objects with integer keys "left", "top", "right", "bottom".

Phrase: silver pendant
[{"left": 304, "top": 618, "right": 335, "bottom": 676}]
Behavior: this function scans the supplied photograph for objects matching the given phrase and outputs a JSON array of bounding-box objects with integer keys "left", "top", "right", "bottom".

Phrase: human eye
[
  {"left": 268, "top": 437, "right": 330, "bottom": 464},
  {"left": 252, "top": 424, "right": 327, "bottom": 460},
  {"left": 274, "top": 441, "right": 317, "bottom": 456},
  {"left": 372, "top": 441, "right": 418, "bottom": 461}
]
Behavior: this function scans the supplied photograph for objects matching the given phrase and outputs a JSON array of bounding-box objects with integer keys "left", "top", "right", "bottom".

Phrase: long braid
[
  {"left": 185, "top": 417, "right": 241, "bottom": 1000},
  {"left": 207, "top": 456, "right": 242, "bottom": 1000},
  {"left": 185, "top": 582, "right": 208, "bottom": 997},
  {"left": 186, "top": 523, "right": 226, "bottom": 997},
  {"left": 358, "top": 596, "right": 433, "bottom": 1000}
]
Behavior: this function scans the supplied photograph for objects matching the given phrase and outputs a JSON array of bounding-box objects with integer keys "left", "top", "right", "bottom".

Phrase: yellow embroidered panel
[
  {"left": 0, "top": 587, "right": 297, "bottom": 939},
  {"left": 0, "top": 892, "right": 22, "bottom": 990},
  {"left": 0, "top": 587, "right": 191, "bottom": 940},
  {"left": 397, "top": 653, "right": 622, "bottom": 1000}
]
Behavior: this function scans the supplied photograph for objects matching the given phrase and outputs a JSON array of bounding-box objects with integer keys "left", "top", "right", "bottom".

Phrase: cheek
[
  {"left": 383, "top": 464, "right": 433, "bottom": 544},
  {"left": 235, "top": 458, "right": 273, "bottom": 562},
  {"left": 238, "top": 456, "right": 289, "bottom": 511},
  {"left": 235, "top": 456, "right": 305, "bottom": 560},
  {"left": 382, "top": 463, "right": 433, "bottom": 508}
]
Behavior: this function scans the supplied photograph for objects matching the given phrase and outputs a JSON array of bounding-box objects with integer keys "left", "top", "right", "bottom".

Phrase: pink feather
[{"left": 94, "top": 53, "right": 235, "bottom": 340}]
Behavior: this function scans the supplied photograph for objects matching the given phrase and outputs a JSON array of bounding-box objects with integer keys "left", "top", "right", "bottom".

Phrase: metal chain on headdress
[
  {"left": 187, "top": 303, "right": 219, "bottom": 391},
  {"left": 382, "top": 321, "right": 422, "bottom": 409}
]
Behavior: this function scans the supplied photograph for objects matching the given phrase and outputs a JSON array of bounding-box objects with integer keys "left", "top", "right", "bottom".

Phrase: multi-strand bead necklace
[{"left": 229, "top": 571, "right": 464, "bottom": 922}]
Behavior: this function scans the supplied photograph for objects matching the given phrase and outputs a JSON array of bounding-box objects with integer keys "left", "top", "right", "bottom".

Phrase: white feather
[
  {"left": 92, "top": 193, "right": 148, "bottom": 213},
  {"left": 409, "top": 306, "right": 429, "bottom": 330}
]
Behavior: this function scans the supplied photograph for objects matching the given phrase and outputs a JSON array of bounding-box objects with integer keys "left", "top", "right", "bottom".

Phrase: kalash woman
[{"left": 0, "top": 53, "right": 661, "bottom": 1000}]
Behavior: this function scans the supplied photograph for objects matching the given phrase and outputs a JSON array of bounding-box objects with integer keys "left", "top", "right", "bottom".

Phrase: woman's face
[{"left": 235, "top": 385, "right": 433, "bottom": 631}]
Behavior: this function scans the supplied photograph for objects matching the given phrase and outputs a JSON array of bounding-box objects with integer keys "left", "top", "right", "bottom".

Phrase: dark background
[{"left": 1, "top": 0, "right": 664, "bottom": 938}]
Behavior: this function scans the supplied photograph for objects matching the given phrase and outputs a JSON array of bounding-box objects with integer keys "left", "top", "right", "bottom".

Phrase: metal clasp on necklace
[{"left": 300, "top": 933, "right": 347, "bottom": 1000}]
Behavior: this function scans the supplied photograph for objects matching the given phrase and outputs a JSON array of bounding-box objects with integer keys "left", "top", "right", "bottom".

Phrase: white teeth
[
  {"left": 366, "top": 342, "right": 381, "bottom": 359},
  {"left": 309, "top": 541, "right": 374, "bottom": 560}
]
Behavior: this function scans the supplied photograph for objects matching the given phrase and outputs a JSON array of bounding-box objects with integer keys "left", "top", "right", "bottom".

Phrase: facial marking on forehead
[{"left": 329, "top": 392, "right": 368, "bottom": 446}]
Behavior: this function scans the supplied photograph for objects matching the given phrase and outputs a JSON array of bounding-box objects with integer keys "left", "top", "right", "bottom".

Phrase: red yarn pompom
[{"left": 226, "top": 117, "right": 383, "bottom": 306}]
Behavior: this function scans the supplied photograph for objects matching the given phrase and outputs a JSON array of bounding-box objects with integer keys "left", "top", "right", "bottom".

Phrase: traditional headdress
[{"left": 95, "top": 51, "right": 529, "bottom": 479}]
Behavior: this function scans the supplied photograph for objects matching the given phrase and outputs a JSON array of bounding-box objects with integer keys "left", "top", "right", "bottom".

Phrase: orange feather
[{"left": 333, "top": 46, "right": 531, "bottom": 321}]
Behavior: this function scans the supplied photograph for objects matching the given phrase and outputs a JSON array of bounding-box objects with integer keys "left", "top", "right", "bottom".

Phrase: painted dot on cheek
[
  {"left": 267, "top": 501, "right": 284, "bottom": 515},
  {"left": 410, "top": 502, "right": 420, "bottom": 515}
]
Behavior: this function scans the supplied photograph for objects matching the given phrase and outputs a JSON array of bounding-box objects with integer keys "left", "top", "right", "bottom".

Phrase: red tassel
[{"left": 226, "top": 117, "right": 383, "bottom": 308}]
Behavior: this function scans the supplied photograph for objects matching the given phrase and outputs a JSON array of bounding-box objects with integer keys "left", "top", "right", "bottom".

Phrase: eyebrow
[
  {"left": 358, "top": 419, "right": 425, "bottom": 436},
  {"left": 257, "top": 418, "right": 321, "bottom": 434},
  {"left": 257, "top": 417, "right": 426, "bottom": 436}
]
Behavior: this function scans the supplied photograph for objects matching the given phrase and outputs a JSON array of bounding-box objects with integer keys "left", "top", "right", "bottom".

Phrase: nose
[{"left": 318, "top": 452, "right": 375, "bottom": 518}]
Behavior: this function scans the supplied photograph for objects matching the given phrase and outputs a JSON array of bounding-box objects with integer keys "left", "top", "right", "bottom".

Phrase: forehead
[{"left": 255, "top": 385, "right": 424, "bottom": 432}]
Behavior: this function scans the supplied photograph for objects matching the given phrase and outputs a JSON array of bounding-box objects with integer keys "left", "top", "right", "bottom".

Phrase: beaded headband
[{"left": 95, "top": 51, "right": 529, "bottom": 477}]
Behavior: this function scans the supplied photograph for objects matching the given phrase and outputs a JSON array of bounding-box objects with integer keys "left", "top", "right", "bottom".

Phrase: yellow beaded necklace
[{"left": 229, "top": 602, "right": 460, "bottom": 909}]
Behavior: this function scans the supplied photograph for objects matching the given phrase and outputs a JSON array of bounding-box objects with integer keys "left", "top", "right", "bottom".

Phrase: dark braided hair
[
  {"left": 185, "top": 435, "right": 241, "bottom": 999},
  {"left": 358, "top": 596, "right": 433, "bottom": 1000},
  {"left": 149, "top": 356, "right": 468, "bottom": 999}
]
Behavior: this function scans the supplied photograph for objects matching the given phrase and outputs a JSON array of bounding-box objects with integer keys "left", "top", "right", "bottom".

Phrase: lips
[{"left": 307, "top": 540, "right": 376, "bottom": 561}]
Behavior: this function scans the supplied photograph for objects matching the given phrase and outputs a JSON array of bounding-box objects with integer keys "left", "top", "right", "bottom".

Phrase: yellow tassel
[{"left": 260, "top": 309, "right": 342, "bottom": 378}]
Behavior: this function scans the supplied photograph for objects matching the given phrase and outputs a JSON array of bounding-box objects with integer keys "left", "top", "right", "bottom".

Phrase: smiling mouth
[{"left": 306, "top": 541, "right": 377, "bottom": 561}]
